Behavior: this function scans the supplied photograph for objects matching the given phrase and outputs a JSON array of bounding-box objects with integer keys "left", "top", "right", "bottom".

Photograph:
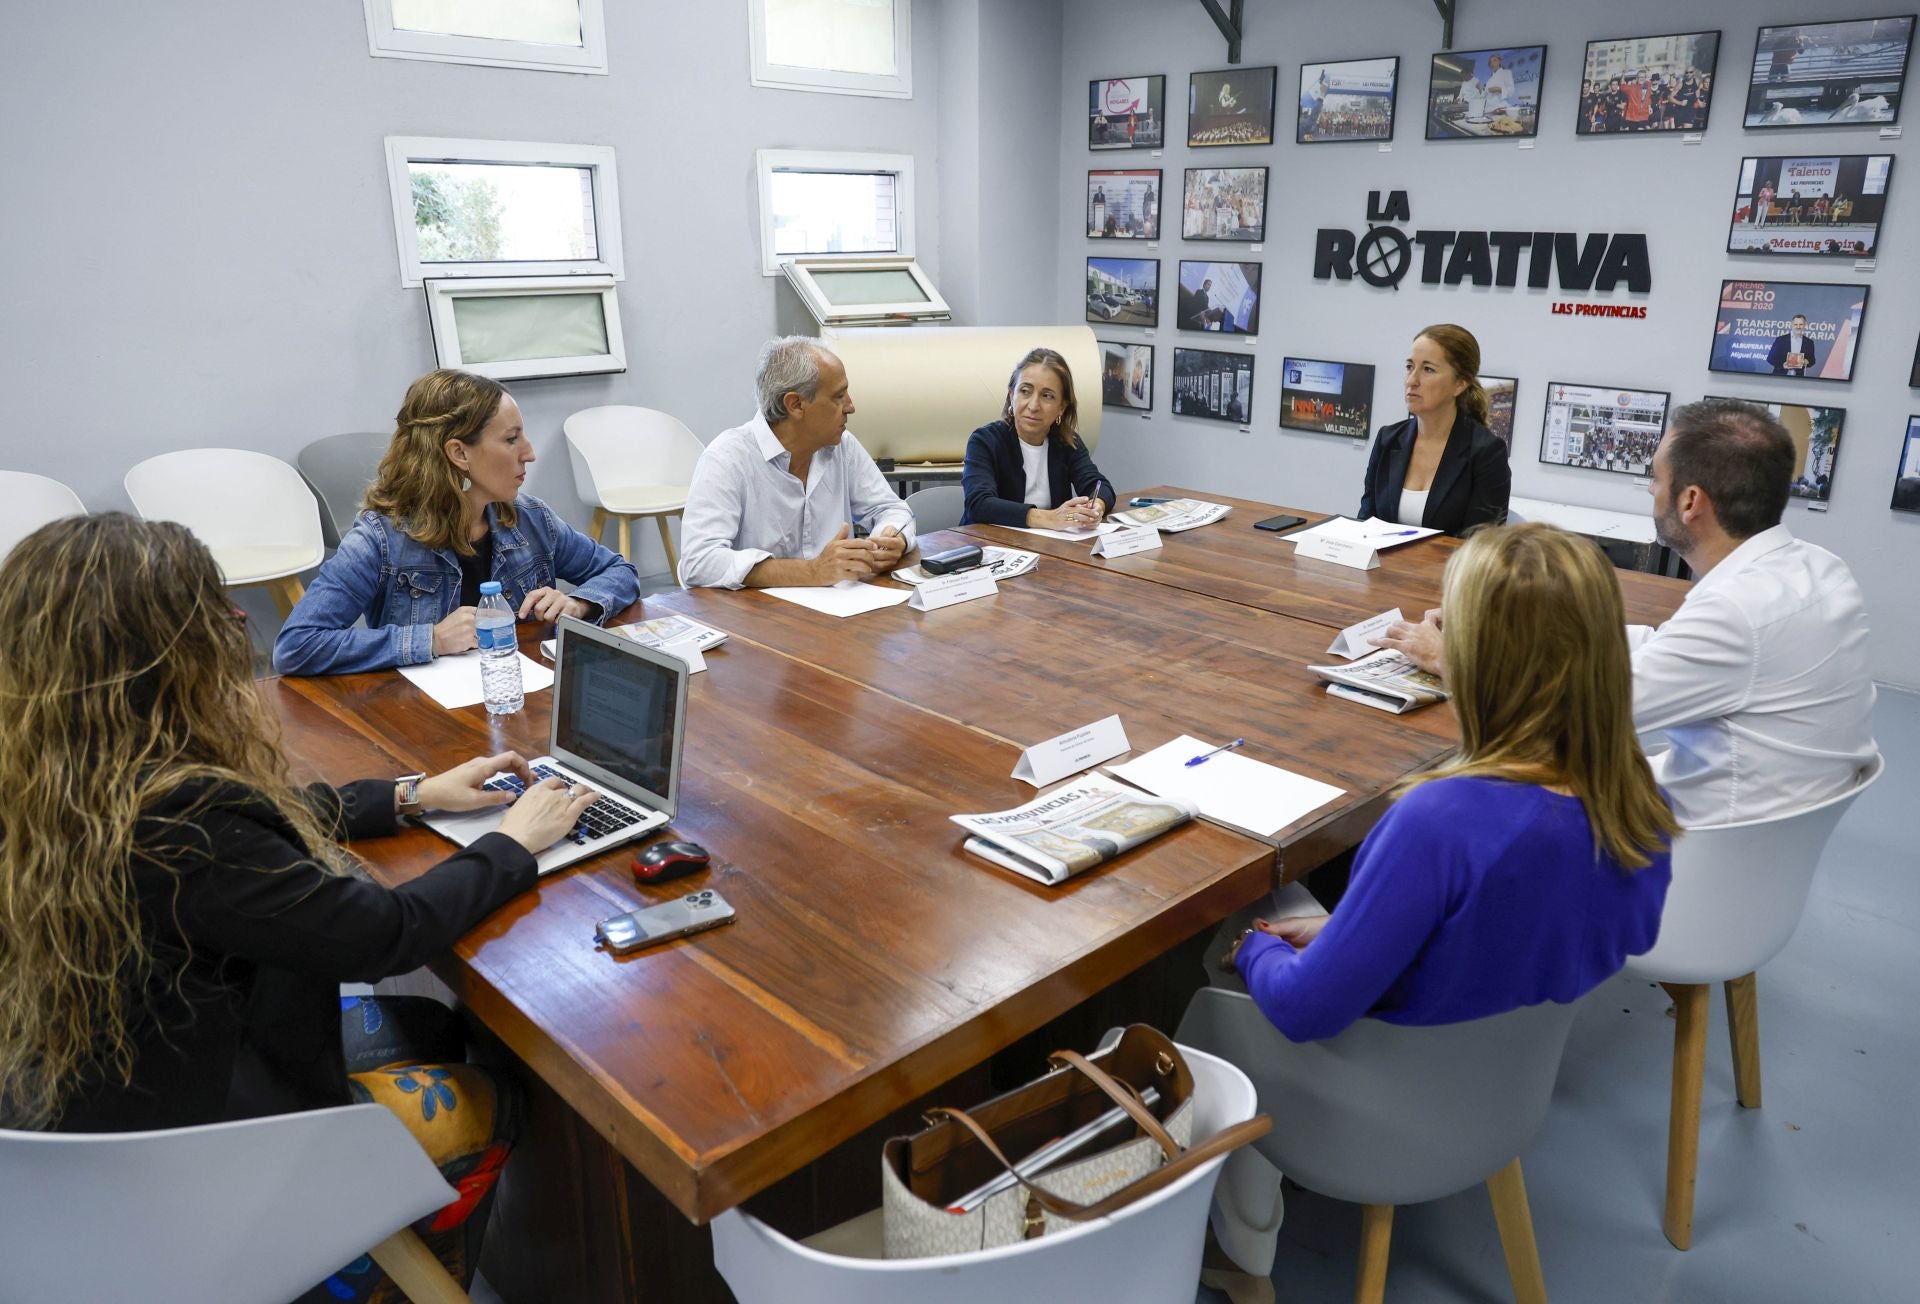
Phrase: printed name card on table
[
  {"left": 908, "top": 569, "right": 999, "bottom": 611},
  {"left": 1294, "top": 534, "right": 1379, "bottom": 571},
  {"left": 1012, "top": 714, "right": 1132, "bottom": 787},
  {"left": 1090, "top": 524, "right": 1162, "bottom": 559},
  {"left": 658, "top": 638, "right": 708, "bottom": 673},
  {"left": 1325, "top": 608, "right": 1402, "bottom": 660}
]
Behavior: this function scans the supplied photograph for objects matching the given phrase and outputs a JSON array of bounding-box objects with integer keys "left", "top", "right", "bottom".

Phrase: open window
[
  {"left": 364, "top": 0, "right": 608, "bottom": 74},
  {"left": 780, "top": 257, "right": 949, "bottom": 325},
  {"left": 423, "top": 276, "right": 626, "bottom": 380}
]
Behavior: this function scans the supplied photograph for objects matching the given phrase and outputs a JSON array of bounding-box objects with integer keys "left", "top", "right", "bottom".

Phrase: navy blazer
[
  {"left": 1359, "top": 413, "right": 1511, "bottom": 537},
  {"left": 960, "top": 419, "right": 1117, "bottom": 527},
  {"left": 1766, "top": 332, "right": 1818, "bottom": 376}
]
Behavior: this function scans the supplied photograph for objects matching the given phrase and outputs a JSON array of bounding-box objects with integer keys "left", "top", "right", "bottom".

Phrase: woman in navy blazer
[
  {"left": 961, "top": 348, "right": 1118, "bottom": 528},
  {"left": 1359, "top": 324, "right": 1511, "bottom": 537}
]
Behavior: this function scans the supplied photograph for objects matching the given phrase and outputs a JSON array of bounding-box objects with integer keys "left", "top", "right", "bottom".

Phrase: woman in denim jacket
[{"left": 274, "top": 370, "right": 640, "bottom": 675}]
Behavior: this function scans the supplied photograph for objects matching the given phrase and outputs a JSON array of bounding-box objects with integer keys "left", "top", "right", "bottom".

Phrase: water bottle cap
[{"left": 479, "top": 581, "right": 502, "bottom": 595}]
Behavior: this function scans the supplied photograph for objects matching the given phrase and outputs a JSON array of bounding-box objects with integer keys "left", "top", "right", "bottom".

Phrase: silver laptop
[{"left": 422, "top": 615, "right": 690, "bottom": 875}]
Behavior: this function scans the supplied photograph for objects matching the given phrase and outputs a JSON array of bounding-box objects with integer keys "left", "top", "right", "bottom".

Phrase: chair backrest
[
  {"left": 124, "top": 448, "right": 325, "bottom": 580},
  {"left": 1627, "top": 753, "right": 1884, "bottom": 986},
  {"left": 0, "top": 1104, "right": 454, "bottom": 1304},
  {"left": 1177, "top": 989, "right": 1579, "bottom": 1207},
  {"left": 711, "top": 1045, "right": 1258, "bottom": 1304},
  {"left": 562, "top": 406, "right": 706, "bottom": 507},
  {"left": 903, "top": 484, "right": 964, "bottom": 533},
  {"left": 297, "top": 431, "right": 389, "bottom": 549},
  {"left": 0, "top": 470, "right": 86, "bottom": 563}
]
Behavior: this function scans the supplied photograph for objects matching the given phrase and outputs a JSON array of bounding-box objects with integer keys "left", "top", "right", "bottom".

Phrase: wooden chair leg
[
  {"left": 589, "top": 507, "right": 609, "bottom": 546},
  {"left": 1486, "top": 1158, "right": 1548, "bottom": 1304},
  {"left": 1661, "top": 981, "right": 1710, "bottom": 1250},
  {"left": 264, "top": 577, "right": 304, "bottom": 619},
  {"left": 616, "top": 516, "right": 632, "bottom": 564},
  {"left": 1724, "top": 973, "right": 1762, "bottom": 1109},
  {"left": 368, "top": 1226, "right": 473, "bottom": 1304},
  {"left": 1355, "top": 1203, "right": 1393, "bottom": 1304},
  {"left": 655, "top": 512, "right": 679, "bottom": 576}
]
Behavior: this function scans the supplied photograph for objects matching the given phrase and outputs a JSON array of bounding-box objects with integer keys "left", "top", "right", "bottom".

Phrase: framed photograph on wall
[
  {"left": 1175, "top": 260, "right": 1261, "bottom": 334},
  {"left": 1427, "top": 45, "right": 1546, "bottom": 138},
  {"left": 1279, "top": 358, "right": 1376, "bottom": 438},
  {"left": 1746, "top": 16, "right": 1915, "bottom": 127},
  {"left": 1708, "top": 279, "right": 1869, "bottom": 382},
  {"left": 1728, "top": 155, "right": 1894, "bottom": 257},
  {"left": 1181, "top": 167, "right": 1268, "bottom": 241},
  {"left": 1099, "top": 341, "right": 1155, "bottom": 410},
  {"left": 1297, "top": 57, "right": 1400, "bottom": 142},
  {"left": 1090, "top": 76, "right": 1166, "bottom": 150},
  {"left": 1188, "top": 66, "right": 1278, "bottom": 146},
  {"left": 1892, "top": 416, "right": 1920, "bottom": 511},
  {"left": 1085, "top": 256, "right": 1159, "bottom": 326},
  {"left": 1086, "top": 170, "right": 1161, "bottom": 239},
  {"left": 1539, "top": 382, "right": 1671, "bottom": 476},
  {"left": 1479, "top": 374, "right": 1518, "bottom": 451},
  {"left": 1703, "top": 395, "right": 1846, "bottom": 501},
  {"left": 1172, "top": 347, "right": 1254, "bottom": 424},
  {"left": 1577, "top": 30, "right": 1720, "bottom": 134}
]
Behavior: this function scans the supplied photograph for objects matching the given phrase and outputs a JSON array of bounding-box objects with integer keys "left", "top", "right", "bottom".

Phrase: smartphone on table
[
  {"left": 596, "top": 889, "right": 736, "bottom": 954},
  {"left": 1253, "top": 514, "right": 1308, "bottom": 533}
]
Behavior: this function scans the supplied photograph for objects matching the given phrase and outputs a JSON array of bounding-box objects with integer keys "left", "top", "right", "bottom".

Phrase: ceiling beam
[
  {"left": 1433, "top": 0, "right": 1456, "bottom": 50},
  {"left": 1195, "top": 0, "right": 1245, "bottom": 64}
]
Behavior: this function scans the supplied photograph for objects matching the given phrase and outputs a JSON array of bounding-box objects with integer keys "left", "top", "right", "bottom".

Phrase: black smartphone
[{"left": 1253, "top": 514, "right": 1308, "bottom": 533}]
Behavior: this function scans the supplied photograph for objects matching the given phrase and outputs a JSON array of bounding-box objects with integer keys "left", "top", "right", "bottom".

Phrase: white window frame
[
  {"left": 423, "top": 275, "right": 626, "bottom": 380},
  {"left": 384, "top": 136, "right": 623, "bottom": 287},
  {"left": 755, "top": 148, "right": 915, "bottom": 276},
  {"left": 780, "top": 257, "right": 950, "bottom": 325},
  {"left": 363, "top": 0, "right": 608, "bottom": 74},
  {"left": 747, "top": 0, "right": 912, "bottom": 99}
]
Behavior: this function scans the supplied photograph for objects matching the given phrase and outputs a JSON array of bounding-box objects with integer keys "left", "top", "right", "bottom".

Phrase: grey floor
[{"left": 1201, "top": 685, "right": 1920, "bottom": 1304}]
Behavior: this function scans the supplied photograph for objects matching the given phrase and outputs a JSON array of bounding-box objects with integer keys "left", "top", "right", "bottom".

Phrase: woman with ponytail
[
  {"left": 1357, "top": 324, "right": 1511, "bottom": 536},
  {"left": 274, "top": 369, "right": 639, "bottom": 674}
]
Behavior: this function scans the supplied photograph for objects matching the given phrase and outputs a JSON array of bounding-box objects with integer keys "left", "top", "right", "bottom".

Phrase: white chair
[
  {"left": 0, "top": 470, "right": 86, "bottom": 563},
  {"left": 0, "top": 1103, "right": 470, "bottom": 1304},
  {"left": 903, "top": 484, "right": 965, "bottom": 533},
  {"left": 298, "top": 431, "right": 389, "bottom": 549},
  {"left": 1624, "top": 754, "right": 1884, "bottom": 1249},
  {"left": 563, "top": 405, "right": 706, "bottom": 574},
  {"left": 710, "top": 1044, "right": 1258, "bottom": 1304},
  {"left": 1177, "top": 990, "right": 1579, "bottom": 1304},
  {"left": 125, "top": 448, "right": 325, "bottom": 617}
]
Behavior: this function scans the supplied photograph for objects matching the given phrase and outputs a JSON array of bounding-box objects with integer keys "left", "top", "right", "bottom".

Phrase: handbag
[{"left": 880, "top": 1024, "right": 1270, "bottom": 1258}]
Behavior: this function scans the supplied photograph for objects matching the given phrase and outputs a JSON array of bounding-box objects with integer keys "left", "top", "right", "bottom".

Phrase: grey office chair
[
  {"left": 298, "top": 431, "right": 389, "bottom": 549},
  {"left": 1177, "top": 990, "right": 1578, "bottom": 1304},
  {"left": 904, "top": 484, "right": 965, "bottom": 533}
]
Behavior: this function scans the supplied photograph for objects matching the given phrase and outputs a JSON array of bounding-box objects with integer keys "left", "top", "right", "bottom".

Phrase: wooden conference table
[{"left": 263, "top": 490, "right": 1688, "bottom": 1303}]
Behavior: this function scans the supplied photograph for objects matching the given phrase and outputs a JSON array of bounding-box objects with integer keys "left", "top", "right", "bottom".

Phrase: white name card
[
  {"left": 1326, "top": 608, "right": 1403, "bottom": 660},
  {"left": 660, "top": 638, "right": 708, "bottom": 673},
  {"left": 1090, "top": 524, "right": 1162, "bottom": 558},
  {"left": 1012, "top": 714, "right": 1132, "bottom": 787},
  {"left": 1295, "top": 534, "right": 1379, "bottom": 570},
  {"left": 908, "top": 570, "right": 998, "bottom": 611}
]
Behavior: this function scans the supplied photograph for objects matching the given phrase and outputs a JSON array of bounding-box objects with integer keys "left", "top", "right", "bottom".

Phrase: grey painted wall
[{"left": 1056, "top": 0, "right": 1918, "bottom": 688}]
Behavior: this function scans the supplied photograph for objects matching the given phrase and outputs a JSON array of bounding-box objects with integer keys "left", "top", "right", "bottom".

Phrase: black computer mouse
[{"left": 633, "top": 840, "right": 711, "bottom": 884}]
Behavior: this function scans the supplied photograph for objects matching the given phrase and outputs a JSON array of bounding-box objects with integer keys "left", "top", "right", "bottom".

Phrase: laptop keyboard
[{"left": 484, "top": 762, "right": 651, "bottom": 845}]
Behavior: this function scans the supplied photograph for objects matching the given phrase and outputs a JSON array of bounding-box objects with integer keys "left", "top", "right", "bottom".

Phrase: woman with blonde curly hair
[{"left": 274, "top": 368, "right": 640, "bottom": 675}]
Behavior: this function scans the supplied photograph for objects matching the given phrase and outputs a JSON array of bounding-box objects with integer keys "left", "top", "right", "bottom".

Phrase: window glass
[
  {"left": 408, "top": 162, "right": 597, "bottom": 264},
  {"left": 809, "top": 269, "right": 928, "bottom": 306},
  {"left": 390, "top": 0, "right": 584, "bottom": 46},
  {"left": 762, "top": 0, "right": 897, "bottom": 75},
  {"left": 768, "top": 171, "right": 898, "bottom": 256},
  {"left": 450, "top": 294, "right": 610, "bottom": 363}
]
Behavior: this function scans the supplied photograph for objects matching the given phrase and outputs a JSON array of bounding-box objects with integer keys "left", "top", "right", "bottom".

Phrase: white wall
[{"left": 1056, "top": 0, "right": 1918, "bottom": 687}]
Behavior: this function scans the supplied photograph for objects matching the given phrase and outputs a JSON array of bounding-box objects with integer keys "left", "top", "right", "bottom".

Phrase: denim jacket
[{"left": 272, "top": 494, "right": 640, "bottom": 675}]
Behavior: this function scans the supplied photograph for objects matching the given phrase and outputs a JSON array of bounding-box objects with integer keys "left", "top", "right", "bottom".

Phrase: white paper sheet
[
  {"left": 398, "top": 651, "right": 555, "bottom": 710},
  {"left": 1001, "top": 521, "right": 1122, "bottom": 542},
  {"left": 1283, "top": 516, "right": 1439, "bottom": 549},
  {"left": 762, "top": 580, "right": 913, "bottom": 618},
  {"left": 1107, "top": 735, "right": 1346, "bottom": 840}
]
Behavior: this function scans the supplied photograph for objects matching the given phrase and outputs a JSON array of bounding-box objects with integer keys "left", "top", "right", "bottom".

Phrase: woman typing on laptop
[{"left": 0, "top": 515, "right": 597, "bottom": 1300}]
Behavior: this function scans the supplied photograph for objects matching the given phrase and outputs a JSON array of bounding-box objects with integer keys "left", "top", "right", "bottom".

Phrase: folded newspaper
[
  {"left": 1107, "top": 497, "right": 1232, "bottom": 532},
  {"left": 892, "top": 546, "right": 1039, "bottom": 585},
  {"left": 539, "top": 614, "right": 727, "bottom": 660},
  {"left": 1307, "top": 648, "right": 1450, "bottom": 714},
  {"left": 952, "top": 778, "right": 1196, "bottom": 886}
]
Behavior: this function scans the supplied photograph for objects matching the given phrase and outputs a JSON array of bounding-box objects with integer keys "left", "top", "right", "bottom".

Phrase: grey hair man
[{"left": 678, "top": 336, "right": 916, "bottom": 589}]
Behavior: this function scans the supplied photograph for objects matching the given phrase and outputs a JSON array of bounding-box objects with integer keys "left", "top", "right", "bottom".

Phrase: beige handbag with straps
[{"left": 880, "top": 1025, "right": 1271, "bottom": 1259}]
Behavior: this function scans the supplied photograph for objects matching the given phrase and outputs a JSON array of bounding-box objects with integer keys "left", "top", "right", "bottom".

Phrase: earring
[{"left": 460, "top": 476, "right": 472, "bottom": 492}]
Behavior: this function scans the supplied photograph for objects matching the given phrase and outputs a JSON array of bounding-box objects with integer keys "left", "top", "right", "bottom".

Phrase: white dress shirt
[
  {"left": 1628, "top": 525, "right": 1876, "bottom": 827},
  {"left": 1394, "top": 487, "right": 1429, "bottom": 528},
  {"left": 1020, "top": 439, "right": 1050, "bottom": 510},
  {"left": 677, "top": 412, "right": 916, "bottom": 589}
]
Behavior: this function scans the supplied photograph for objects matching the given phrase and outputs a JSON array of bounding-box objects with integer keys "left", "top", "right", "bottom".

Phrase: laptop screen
[{"left": 552, "top": 624, "right": 684, "bottom": 808}]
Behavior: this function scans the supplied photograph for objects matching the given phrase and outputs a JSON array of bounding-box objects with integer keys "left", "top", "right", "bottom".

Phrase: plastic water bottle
[{"left": 475, "top": 581, "right": 523, "bottom": 715}]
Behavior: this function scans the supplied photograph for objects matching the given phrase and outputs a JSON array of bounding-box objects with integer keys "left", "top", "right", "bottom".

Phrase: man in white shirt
[
  {"left": 1479, "top": 52, "right": 1515, "bottom": 112},
  {"left": 678, "top": 336, "right": 916, "bottom": 589},
  {"left": 1374, "top": 399, "right": 1875, "bottom": 826}
]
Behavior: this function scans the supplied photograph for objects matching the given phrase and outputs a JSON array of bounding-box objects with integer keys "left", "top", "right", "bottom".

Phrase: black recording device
[
  {"left": 1253, "top": 514, "right": 1309, "bottom": 533},
  {"left": 921, "top": 545, "right": 984, "bottom": 575}
]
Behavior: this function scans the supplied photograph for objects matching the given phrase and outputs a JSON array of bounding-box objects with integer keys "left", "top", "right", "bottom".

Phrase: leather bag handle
[{"left": 1048, "top": 1048, "right": 1179, "bottom": 1160}]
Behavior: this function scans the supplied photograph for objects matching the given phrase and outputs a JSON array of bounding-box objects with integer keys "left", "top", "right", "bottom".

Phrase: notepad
[
  {"left": 1282, "top": 516, "right": 1439, "bottom": 549},
  {"left": 1106, "top": 735, "right": 1346, "bottom": 843},
  {"left": 398, "top": 651, "right": 555, "bottom": 710},
  {"left": 761, "top": 580, "right": 913, "bottom": 618}
]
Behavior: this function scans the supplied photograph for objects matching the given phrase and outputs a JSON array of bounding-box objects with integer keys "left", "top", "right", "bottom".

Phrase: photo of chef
[{"left": 1427, "top": 45, "right": 1546, "bottom": 139}]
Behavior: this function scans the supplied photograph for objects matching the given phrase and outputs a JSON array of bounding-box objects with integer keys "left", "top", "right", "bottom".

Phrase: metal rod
[
  {"left": 1195, "top": 0, "right": 1244, "bottom": 64},
  {"left": 1433, "top": 0, "right": 1456, "bottom": 50}
]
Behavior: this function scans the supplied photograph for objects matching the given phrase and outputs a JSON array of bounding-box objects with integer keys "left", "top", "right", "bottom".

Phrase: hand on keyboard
[
  {"left": 484, "top": 764, "right": 649, "bottom": 846},
  {"left": 497, "top": 777, "right": 602, "bottom": 855}
]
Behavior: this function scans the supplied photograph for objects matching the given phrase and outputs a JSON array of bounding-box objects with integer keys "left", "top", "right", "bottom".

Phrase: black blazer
[
  {"left": 1359, "top": 414, "right": 1511, "bottom": 537},
  {"left": 960, "top": 419, "right": 1117, "bottom": 527},
  {"left": 54, "top": 779, "right": 534, "bottom": 1133}
]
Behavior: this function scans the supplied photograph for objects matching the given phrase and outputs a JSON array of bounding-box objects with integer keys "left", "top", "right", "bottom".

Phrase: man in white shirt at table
[
  {"left": 1375, "top": 398, "right": 1876, "bottom": 826},
  {"left": 678, "top": 336, "right": 916, "bottom": 589}
]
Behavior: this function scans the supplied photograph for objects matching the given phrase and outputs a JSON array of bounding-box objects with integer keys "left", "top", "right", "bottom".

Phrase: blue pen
[
  {"left": 1375, "top": 528, "right": 1421, "bottom": 538},
  {"left": 1185, "top": 738, "right": 1245, "bottom": 767}
]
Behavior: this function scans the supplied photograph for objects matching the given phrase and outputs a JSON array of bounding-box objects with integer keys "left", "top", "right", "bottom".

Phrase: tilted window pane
[
  {"left": 763, "top": 0, "right": 897, "bottom": 75},
  {"left": 809, "top": 269, "right": 928, "bottom": 306},
  {"left": 409, "top": 162, "right": 597, "bottom": 263},
  {"left": 391, "top": 0, "right": 584, "bottom": 47},
  {"left": 451, "top": 294, "right": 609, "bottom": 363},
  {"left": 768, "top": 171, "right": 898, "bottom": 255}
]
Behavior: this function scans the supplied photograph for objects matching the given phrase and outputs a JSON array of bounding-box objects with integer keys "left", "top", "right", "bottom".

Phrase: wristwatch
[{"left": 395, "top": 772, "right": 428, "bottom": 816}]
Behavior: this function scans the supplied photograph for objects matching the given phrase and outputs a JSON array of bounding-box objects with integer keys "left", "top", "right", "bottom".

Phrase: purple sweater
[{"left": 1237, "top": 777, "right": 1672, "bottom": 1042}]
